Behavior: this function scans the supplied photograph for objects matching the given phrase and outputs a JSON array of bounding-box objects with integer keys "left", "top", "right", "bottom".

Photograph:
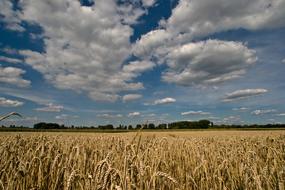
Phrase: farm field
[{"left": 0, "top": 130, "right": 284, "bottom": 190}]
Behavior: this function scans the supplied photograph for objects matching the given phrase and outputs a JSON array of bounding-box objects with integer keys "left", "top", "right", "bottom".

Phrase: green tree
[{"left": 148, "top": 123, "right": 155, "bottom": 129}]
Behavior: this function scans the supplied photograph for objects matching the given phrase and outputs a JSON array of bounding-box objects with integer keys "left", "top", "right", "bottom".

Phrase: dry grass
[{"left": 0, "top": 130, "right": 284, "bottom": 190}]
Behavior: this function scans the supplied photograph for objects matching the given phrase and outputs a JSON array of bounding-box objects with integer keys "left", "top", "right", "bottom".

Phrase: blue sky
[{"left": 1, "top": 0, "right": 285, "bottom": 126}]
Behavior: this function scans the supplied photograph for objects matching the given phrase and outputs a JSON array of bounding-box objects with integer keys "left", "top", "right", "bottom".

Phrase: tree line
[
  {"left": 31, "top": 120, "right": 285, "bottom": 129},
  {"left": 31, "top": 120, "right": 212, "bottom": 130},
  {"left": 1, "top": 120, "right": 285, "bottom": 130}
]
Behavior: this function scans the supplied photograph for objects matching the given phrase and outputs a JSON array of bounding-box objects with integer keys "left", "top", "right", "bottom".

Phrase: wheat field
[{"left": 0, "top": 131, "right": 284, "bottom": 190}]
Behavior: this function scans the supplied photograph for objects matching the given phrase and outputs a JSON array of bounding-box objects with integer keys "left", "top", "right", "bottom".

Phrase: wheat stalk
[{"left": 0, "top": 112, "right": 22, "bottom": 121}]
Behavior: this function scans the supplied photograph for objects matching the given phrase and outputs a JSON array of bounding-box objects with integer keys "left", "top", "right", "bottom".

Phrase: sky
[{"left": 0, "top": 0, "right": 285, "bottom": 127}]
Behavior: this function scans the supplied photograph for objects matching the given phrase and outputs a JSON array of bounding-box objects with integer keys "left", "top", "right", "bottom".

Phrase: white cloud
[
  {"left": 133, "top": 0, "right": 285, "bottom": 88},
  {"left": 117, "top": 2, "right": 145, "bottom": 25},
  {"left": 134, "top": 0, "right": 285, "bottom": 54},
  {"left": 55, "top": 114, "right": 68, "bottom": 120},
  {"left": 35, "top": 103, "right": 63, "bottom": 112},
  {"left": 276, "top": 113, "right": 285, "bottom": 116},
  {"left": 0, "top": 86, "right": 54, "bottom": 105},
  {"left": 145, "top": 113, "right": 156, "bottom": 117},
  {"left": 154, "top": 97, "right": 176, "bottom": 105},
  {"left": 133, "top": 29, "right": 172, "bottom": 58},
  {"left": 0, "top": 56, "right": 22, "bottom": 64},
  {"left": 0, "top": 0, "right": 25, "bottom": 31},
  {"left": 282, "top": 59, "right": 285, "bottom": 63},
  {"left": 122, "top": 94, "right": 142, "bottom": 102},
  {"left": 142, "top": 0, "right": 157, "bottom": 7},
  {"left": 232, "top": 107, "right": 249, "bottom": 111},
  {"left": 251, "top": 109, "right": 277, "bottom": 115},
  {"left": 18, "top": 0, "right": 151, "bottom": 102},
  {"left": 0, "top": 66, "right": 31, "bottom": 87},
  {"left": 1, "top": 47, "right": 19, "bottom": 55},
  {"left": 162, "top": 40, "right": 257, "bottom": 86},
  {"left": 97, "top": 113, "right": 123, "bottom": 119},
  {"left": 122, "top": 60, "right": 155, "bottom": 74},
  {"left": 223, "top": 89, "right": 268, "bottom": 102},
  {"left": 207, "top": 116, "right": 220, "bottom": 120},
  {"left": 181, "top": 110, "right": 211, "bottom": 116},
  {"left": 88, "top": 92, "right": 120, "bottom": 102},
  {"left": 166, "top": 0, "right": 285, "bottom": 40},
  {"left": 128, "top": 112, "right": 141, "bottom": 117},
  {"left": 55, "top": 114, "right": 79, "bottom": 120},
  {"left": 0, "top": 97, "right": 24, "bottom": 107},
  {"left": 222, "top": 115, "right": 241, "bottom": 123}
]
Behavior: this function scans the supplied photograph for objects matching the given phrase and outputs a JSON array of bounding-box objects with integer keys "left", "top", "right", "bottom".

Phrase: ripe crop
[{"left": 0, "top": 131, "right": 284, "bottom": 189}]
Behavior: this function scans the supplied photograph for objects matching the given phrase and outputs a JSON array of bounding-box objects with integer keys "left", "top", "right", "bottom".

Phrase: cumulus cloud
[
  {"left": 232, "top": 107, "right": 249, "bottom": 111},
  {"left": 96, "top": 113, "right": 123, "bottom": 119},
  {"left": 128, "top": 112, "right": 141, "bottom": 117},
  {"left": 133, "top": 0, "right": 285, "bottom": 88},
  {"left": 223, "top": 89, "right": 268, "bottom": 102},
  {"left": 55, "top": 114, "right": 79, "bottom": 120},
  {"left": 222, "top": 115, "right": 241, "bottom": 123},
  {"left": 0, "top": 66, "right": 31, "bottom": 87},
  {"left": 207, "top": 116, "right": 220, "bottom": 120},
  {"left": 122, "top": 60, "right": 155, "bottom": 74},
  {"left": 154, "top": 97, "right": 176, "bottom": 105},
  {"left": 181, "top": 111, "right": 211, "bottom": 116},
  {"left": 1, "top": 48, "right": 19, "bottom": 55},
  {"left": 16, "top": 0, "right": 153, "bottom": 102},
  {"left": 116, "top": 0, "right": 158, "bottom": 24},
  {"left": 35, "top": 103, "right": 64, "bottom": 112},
  {"left": 142, "top": 0, "right": 157, "bottom": 7},
  {"left": 0, "top": 0, "right": 25, "bottom": 31},
  {"left": 88, "top": 92, "right": 120, "bottom": 102},
  {"left": 166, "top": 0, "right": 285, "bottom": 39},
  {"left": 0, "top": 86, "right": 54, "bottom": 105},
  {"left": 145, "top": 113, "right": 156, "bottom": 117},
  {"left": 122, "top": 94, "right": 142, "bottom": 102},
  {"left": 133, "top": 29, "right": 172, "bottom": 58},
  {"left": 134, "top": 0, "right": 285, "bottom": 58},
  {"left": 0, "top": 56, "right": 22, "bottom": 64},
  {"left": 251, "top": 109, "right": 277, "bottom": 115},
  {"left": 0, "top": 97, "right": 24, "bottom": 107},
  {"left": 162, "top": 40, "right": 257, "bottom": 86}
]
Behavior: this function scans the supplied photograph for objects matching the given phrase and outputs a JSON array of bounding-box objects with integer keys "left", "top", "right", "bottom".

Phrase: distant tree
[
  {"left": 128, "top": 125, "right": 133, "bottom": 130},
  {"left": 116, "top": 124, "right": 122, "bottom": 129},
  {"left": 34, "top": 122, "right": 61, "bottom": 129},
  {"left": 168, "top": 121, "right": 189, "bottom": 129},
  {"left": 148, "top": 123, "right": 155, "bottom": 129},
  {"left": 157, "top": 123, "right": 167, "bottom": 129},
  {"left": 98, "top": 124, "right": 114, "bottom": 130},
  {"left": 197, "top": 120, "right": 211, "bottom": 129},
  {"left": 136, "top": 124, "right": 142, "bottom": 129},
  {"left": 168, "top": 120, "right": 211, "bottom": 129}
]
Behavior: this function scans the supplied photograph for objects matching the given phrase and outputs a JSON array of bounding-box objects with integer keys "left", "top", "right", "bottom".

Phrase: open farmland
[{"left": 0, "top": 131, "right": 284, "bottom": 190}]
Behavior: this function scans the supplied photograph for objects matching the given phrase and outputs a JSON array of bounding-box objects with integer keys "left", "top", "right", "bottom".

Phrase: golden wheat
[{"left": 0, "top": 131, "right": 284, "bottom": 189}]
